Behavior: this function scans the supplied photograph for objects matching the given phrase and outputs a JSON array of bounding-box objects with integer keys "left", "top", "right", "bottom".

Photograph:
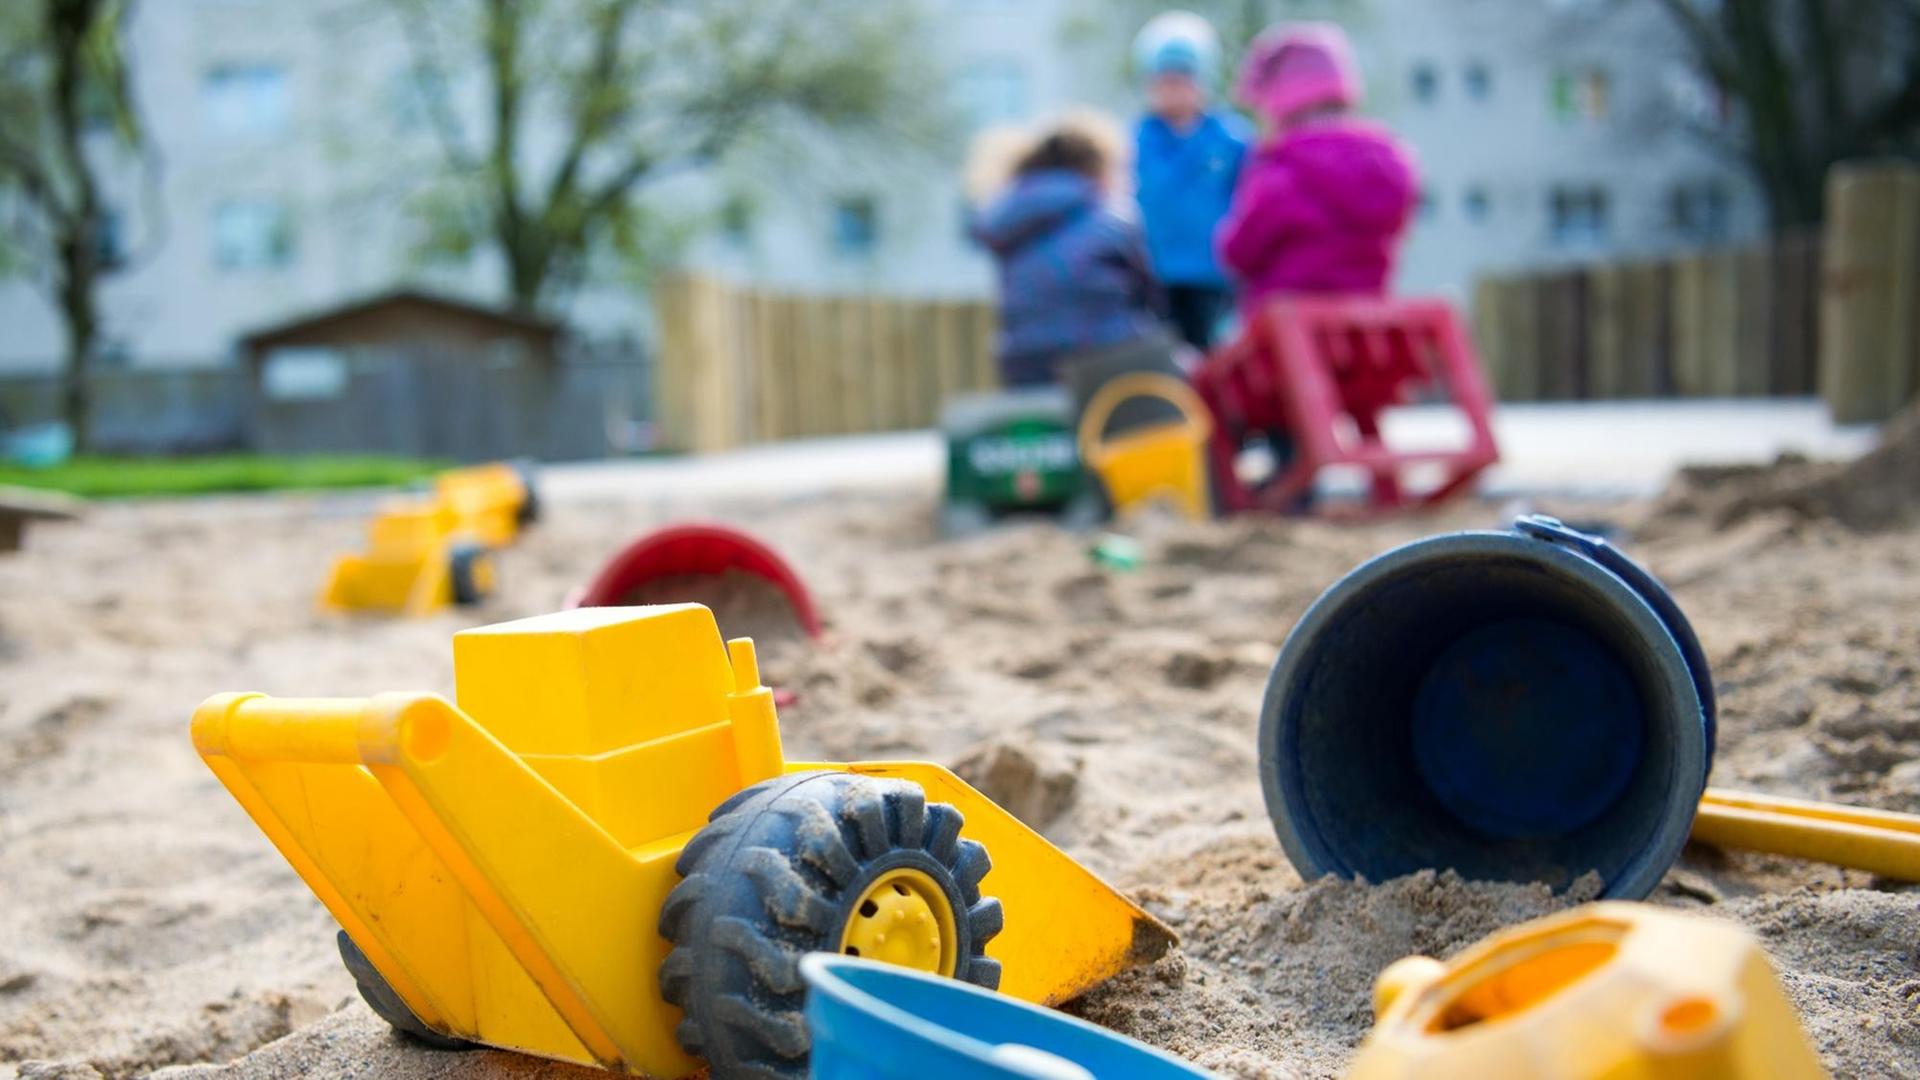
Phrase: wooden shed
[{"left": 236, "top": 289, "right": 631, "bottom": 461}]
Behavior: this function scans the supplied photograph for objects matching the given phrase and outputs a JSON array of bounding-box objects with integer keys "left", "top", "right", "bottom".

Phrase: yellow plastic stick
[{"left": 1692, "top": 788, "right": 1920, "bottom": 881}]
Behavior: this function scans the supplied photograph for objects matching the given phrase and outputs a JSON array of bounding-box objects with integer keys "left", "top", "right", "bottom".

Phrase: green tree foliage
[
  {"left": 0, "top": 0, "right": 147, "bottom": 449},
  {"left": 389, "top": 0, "right": 940, "bottom": 313},
  {"left": 1653, "top": 0, "right": 1920, "bottom": 228}
]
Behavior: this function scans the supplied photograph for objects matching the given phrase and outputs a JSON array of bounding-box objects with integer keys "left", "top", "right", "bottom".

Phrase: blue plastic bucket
[
  {"left": 1258, "top": 516, "right": 1715, "bottom": 900},
  {"left": 801, "top": 954, "right": 1216, "bottom": 1080}
]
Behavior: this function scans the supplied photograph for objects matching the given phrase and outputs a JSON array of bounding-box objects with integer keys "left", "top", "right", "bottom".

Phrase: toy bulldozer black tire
[
  {"left": 658, "top": 771, "right": 1003, "bottom": 1079},
  {"left": 511, "top": 459, "right": 541, "bottom": 526},
  {"left": 337, "top": 930, "right": 473, "bottom": 1051},
  {"left": 448, "top": 543, "right": 492, "bottom": 606}
]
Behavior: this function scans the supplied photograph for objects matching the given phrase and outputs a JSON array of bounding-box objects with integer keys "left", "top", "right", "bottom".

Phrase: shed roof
[{"left": 238, "top": 288, "right": 563, "bottom": 355}]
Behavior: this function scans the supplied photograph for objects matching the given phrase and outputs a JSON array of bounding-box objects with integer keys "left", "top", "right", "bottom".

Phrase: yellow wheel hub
[{"left": 837, "top": 868, "right": 958, "bottom": 976}]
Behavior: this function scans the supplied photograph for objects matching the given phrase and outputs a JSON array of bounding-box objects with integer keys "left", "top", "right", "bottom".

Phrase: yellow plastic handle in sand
[{"left": 1692, "top": 788, "right": 1920, "bottom": 881}]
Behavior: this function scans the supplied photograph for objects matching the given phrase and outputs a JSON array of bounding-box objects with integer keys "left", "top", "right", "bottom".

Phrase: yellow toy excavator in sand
[{"left": 192, "top": 604, "right": 1173, "bottom": 1078}]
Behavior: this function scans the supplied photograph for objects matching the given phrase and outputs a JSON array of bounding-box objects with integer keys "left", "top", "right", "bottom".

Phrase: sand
[{"left": 1, "top": 470, "right": 1917, "bottom": 1078}]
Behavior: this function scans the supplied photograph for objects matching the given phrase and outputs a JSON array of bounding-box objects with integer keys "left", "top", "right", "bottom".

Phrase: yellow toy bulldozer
[
  {"left": 192, "top": 605, "right": 1173, "bottom": 1078},
  {"left": 320, "top": 462, "right": 536, "bottom": 615}
]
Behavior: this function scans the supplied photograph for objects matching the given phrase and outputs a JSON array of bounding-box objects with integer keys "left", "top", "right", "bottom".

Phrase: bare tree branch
[
  {"left": 393, "top": 0, "right": 480, "bottom": 173},
  {"left": 389, "top": 0, "right": 939, "bottom": 311},
  {"left": 541, "top": 0, "right": 643, "bottom": 217}
]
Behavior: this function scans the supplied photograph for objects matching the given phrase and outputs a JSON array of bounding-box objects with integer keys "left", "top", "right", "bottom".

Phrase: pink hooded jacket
[{"left": 1215, "top": 120, "right": 1419, "bottom": 313}]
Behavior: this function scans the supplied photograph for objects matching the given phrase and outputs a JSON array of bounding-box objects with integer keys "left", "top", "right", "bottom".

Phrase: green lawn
[{"left": 0, "top": 455, "right": 449, "bottom": 499}]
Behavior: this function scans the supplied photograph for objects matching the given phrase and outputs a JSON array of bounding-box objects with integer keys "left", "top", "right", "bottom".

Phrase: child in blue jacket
[{"left": 1133, "top": 12, "right": 1250, "bottom": 351}]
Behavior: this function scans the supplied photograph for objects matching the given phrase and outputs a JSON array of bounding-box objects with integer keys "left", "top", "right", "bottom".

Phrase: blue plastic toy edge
[{"left": 801, "top": 953, "right": 1215, "bottom": 1078}]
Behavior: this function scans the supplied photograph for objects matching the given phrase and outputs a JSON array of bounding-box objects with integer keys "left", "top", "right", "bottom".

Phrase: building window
[
  {"left": 1463, "top": 62, "right": 1493, "bottom": 102},
  {"left": 1664, "top": 66, "right": 1731, "bottom": 128},
  {"left": 1548, "top": 184, "right": 1610, "bottom": 247},
  {"left": 1462, "top": 185, "right": 1491, "bottom": 224},
  {"left": 1551, "top": 68, "right": 1610, "bottom": 122},
  {"left": 78, "top": 78, "right": 118, "bottom": 132},
  {"left": 387, "top": 69, "right": 433, "bottom": 133},
  {"left": 953, "top": 60, "right": 1030, "bottom": 129},
  {"left": 960, "top": 197, "right": 982, "bottom": 246},
  {"left": 715, "top": 194, "right": 755, "bottom": 249},
  {"left": 1418, "top": 186, "right": 1439, "bottom": 221},
  {"left": 1670, "top": 180, "right": 1732, "bottom": 242},
  {"left": 262, "top": 348, "right": 348, "bottom": 402},
  {"left": 1410, "top": 62, "right": 1441, "bottom": 104},
  {"left": 213, "top": 199, "right": 296, "bottom": 269},
  {"left": 204, "top": 65, "right": 289, "bottom": 139},
  {"left": 832, "top": 196, "right": 878, "bottom": 255},
  {"left": 93, "top": 207, "right": 127, "bottom": 269}
]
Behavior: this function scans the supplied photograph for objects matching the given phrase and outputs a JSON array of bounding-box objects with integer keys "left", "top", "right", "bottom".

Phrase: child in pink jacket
[{"left": 1215, "top": 23, "right": 1418, "bottom": 315}]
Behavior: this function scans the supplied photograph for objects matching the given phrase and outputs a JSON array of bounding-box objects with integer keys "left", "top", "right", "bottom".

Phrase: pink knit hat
[{"left": 1234, "top": 22, "right": 1362, "bottom": 123}]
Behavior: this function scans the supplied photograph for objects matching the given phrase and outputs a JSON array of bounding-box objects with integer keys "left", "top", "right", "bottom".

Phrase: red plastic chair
[{"left": 1194, "top": 296, "right": 1499, "bottom": 514}]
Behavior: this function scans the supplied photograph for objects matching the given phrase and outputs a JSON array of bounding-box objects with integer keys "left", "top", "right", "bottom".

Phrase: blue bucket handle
[{"left": 1513, "top": 514, "right": 1717, "bottom": 772}]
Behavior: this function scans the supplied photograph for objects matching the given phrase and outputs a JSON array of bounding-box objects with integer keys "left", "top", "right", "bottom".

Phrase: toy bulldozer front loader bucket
[{"left": 193, "top": 606, "right": 1169, "bottom": 1077}]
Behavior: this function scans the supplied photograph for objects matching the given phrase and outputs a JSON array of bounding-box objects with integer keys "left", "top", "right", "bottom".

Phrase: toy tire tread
[
  {"left": 336, "top": 930, "right": 473, "bottom": 1051},
  {"left": 511, "top": 459, "right": 541, "bottom": 526},
  {"left": 658, "top": 771, "right": 1002, "bottom": 1079},
  {"left": 447, "top": 543, "right": 489, "bottom": 606}
]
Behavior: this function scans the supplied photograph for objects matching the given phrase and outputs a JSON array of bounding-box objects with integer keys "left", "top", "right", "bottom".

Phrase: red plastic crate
[{"left": 1194, "top": 296, "right": 1500, "bottom": 513}]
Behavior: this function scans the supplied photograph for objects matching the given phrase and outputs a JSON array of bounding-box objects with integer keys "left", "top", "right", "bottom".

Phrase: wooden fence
[
  {"left": 657, "top": 165, "right": 1920, "bottom": 451},
  {"left": 0, "top": 366, "right": 249, "bottom": 453},
  {"left": 1474, "top": 160, "right": 1920, "bottom": 422},
  {"left": 1, "top": 346, "right": 651, "bottom": 460},
  {"left": 1471, "top": 232, "right": 1823, "bottom": 403},
  {"left": 651, "top": 275, "right": 997, "bottom": 453}
]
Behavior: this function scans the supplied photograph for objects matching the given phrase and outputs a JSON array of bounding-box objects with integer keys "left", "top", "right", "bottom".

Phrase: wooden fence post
[
  {"left": 1772, "top": 231, "right": 1821, "bottom": 396},
  {"left": 967, "top": 300, "right": 998, "bottom": 392},
  {"left": 1534, "top": 272, "right": 1586, "bottom": 400},
  {"left": 1670, "top": 255, "right": 1709, "bottom": 397},
  {"left": 1732, "top": 247, "right": 1773, "bottom": 397},
  {"left": 1586, "top": 264, "right": 1626, "bottom": 399},
  {"left": 1502, "top": 278, "right": 1542, "bottom": 402},
  {"left": 1820, "top": 161, "right": 1920, "bottom": 422},
  {"left": 1471, "top": 279, "right": 1509, "bottom": 398},
  {"left": 1619, "top": 261, "right": 1666, "bottom": 397}
]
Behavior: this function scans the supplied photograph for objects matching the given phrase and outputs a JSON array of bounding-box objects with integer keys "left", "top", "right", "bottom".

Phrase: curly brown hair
[{"left": 1014, "top": 131, "right": 1108, "bottom": 180}]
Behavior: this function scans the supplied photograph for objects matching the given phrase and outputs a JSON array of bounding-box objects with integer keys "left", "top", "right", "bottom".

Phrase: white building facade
[{"left": 0, "top": 0, "right": 1762, "bottom": 372}]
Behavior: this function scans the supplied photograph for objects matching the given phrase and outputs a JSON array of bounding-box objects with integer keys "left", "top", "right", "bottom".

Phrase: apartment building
[{"left": 0, "top": 0, "right": 1761, "bottom": 371}]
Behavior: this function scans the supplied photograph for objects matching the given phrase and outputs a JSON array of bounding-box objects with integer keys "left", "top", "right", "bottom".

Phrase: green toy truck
[{"left": 939, "top": 388, "right": 1102, "bottom": 535}]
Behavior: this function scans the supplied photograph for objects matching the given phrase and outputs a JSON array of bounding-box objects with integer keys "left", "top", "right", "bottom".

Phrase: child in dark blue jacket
[
  {"left": 1132, "top": 13, "right": 1249, "bottom": 350},
  {"left": 971, "top": 122, "right": 1167, "bottom": 388}
]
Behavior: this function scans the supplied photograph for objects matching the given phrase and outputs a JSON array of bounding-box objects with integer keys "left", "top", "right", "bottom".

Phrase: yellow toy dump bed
[
  {"left": 319, "top": 501, "right": 491, "bottom": 614},
  {"left": 193, "top": 606, "right": 1171, "bottom": 1077},
  {"left": 320, "top": 462, "right": 532, "bottom": 615}
]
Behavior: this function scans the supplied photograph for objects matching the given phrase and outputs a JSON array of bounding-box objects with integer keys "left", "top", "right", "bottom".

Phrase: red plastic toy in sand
[
  {"left": 567, "top": 522, "right": 824, "bottom": 639},
  {"left": 1194, "top": 296, "right": 1500, "bottom": 514}
]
